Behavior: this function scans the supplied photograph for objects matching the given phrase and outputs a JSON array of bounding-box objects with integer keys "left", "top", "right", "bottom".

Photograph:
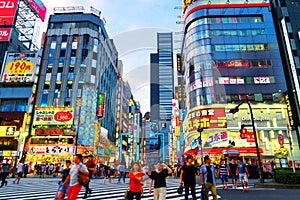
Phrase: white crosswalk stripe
[{"left": 0, "top": 178, "right": 222, "bottom": 200}]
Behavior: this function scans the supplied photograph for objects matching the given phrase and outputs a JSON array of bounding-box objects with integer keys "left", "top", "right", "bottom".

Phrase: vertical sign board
[
  {"left": 25, "top": 0, "right": 47, "bottom": 22},
  {"left": 133, "top": 109, "right": 138, "bottom": 155},
  {"left": 97, "top": 93, "right": 105, "bottom": 119},
  {"left": 0, "top": 0, "right": 18, "bottom": 26}
]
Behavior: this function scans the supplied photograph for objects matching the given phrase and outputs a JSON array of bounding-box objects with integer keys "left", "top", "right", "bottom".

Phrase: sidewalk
[{"left": 254, "top": 181, "right": 300, "bottom": 189}]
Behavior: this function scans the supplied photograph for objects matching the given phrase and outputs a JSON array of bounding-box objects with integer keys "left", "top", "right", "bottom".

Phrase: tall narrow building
[{"left": 150, "top": 32, "right": 174, "bottom": 163}]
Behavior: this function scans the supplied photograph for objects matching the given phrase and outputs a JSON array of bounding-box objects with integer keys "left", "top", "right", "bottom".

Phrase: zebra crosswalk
[{"left": 0, "top": 177, "right": 222, "bottom": 200}]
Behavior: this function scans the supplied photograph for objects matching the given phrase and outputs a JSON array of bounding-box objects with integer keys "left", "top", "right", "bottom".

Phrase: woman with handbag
[
  {"left": 127, "top": 162, "right": 143, "bottom": 200},
  {"left": 62, "top": 154, "right": 89, "bottom": 200}
]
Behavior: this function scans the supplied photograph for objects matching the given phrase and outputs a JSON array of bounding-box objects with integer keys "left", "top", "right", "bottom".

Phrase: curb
[{"left": 254, "top": 182, "right": 300, "bottom": 189}]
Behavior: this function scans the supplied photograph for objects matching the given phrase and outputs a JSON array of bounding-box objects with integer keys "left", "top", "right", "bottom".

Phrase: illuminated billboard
[
  {"left": 1, "top": 52, "right": 38, "bottom": 82},
  {"left": 97, "top": 93, "right": 105, "bottom": 119},
  {"left": 0, "top": 28, "right": 11, "bottom": 41},
  {"left": 25, "top": 0, "right": 47, "bottom": 22},
  {"left": 33, "top": 107, "right": 74, "bottom": 126},
  {"left": 0, "top": 0, "right": 18, "bottom": 26}
]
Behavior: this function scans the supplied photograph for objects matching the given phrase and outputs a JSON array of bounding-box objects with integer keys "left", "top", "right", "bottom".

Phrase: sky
[{"left": 41, "top": 0, "right": 182, "bottom": 114}]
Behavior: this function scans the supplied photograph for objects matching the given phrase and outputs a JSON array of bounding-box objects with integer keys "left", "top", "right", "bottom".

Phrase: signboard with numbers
[
  {"left": 33, "top": 107, "right": 74, "bottom": 125},
  {"left": 1, "top": 52, "right": 38, "bottom": 82}
]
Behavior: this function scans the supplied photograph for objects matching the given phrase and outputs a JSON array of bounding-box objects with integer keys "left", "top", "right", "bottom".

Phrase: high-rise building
[
  {"left": 28, "top": 7, "right": 119, "bottom": 163},
  {"left": 181, "top": 0, "right": 299, "bottom": 162},
  {"left": 270, "top": 0, "right": 300, "bottom": 148},
  {"left": 150, "top": 32, "right": 174, "bottom": 163}
]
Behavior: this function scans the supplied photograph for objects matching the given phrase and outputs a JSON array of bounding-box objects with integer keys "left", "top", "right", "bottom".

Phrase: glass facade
[{"left": 183, "top": 3, "right": 287, "bottom": 109}]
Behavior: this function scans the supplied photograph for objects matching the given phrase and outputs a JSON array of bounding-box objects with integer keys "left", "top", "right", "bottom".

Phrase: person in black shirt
[
  {"left": 56, "top": 160, "right": 71, "bottom": 200},
  {"left": 149, "top": 161, "right": 172, "bottom": 200},
  {"left": 179, "top": 155, "right": 198, "bottom": 200},
  {"left": 229, "top": 158, "right": 238, "bottom": 189}
]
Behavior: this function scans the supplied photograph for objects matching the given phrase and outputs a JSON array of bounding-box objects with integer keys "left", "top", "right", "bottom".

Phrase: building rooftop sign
[
  {"left": 53, "top": 6, "right": 85, "bottom": 14},
  {"left": 24, "top": 0, "right": 47, "bottom": 22}
]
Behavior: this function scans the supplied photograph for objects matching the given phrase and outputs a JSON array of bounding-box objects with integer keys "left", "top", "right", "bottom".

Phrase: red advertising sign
[
  {"left": 278, "top": 134, "right": 284, "bottom": 148},
  {"left": 0, "top": 28, "right": 11, "bottom": 41},
  {"left": 54, "top": 111, "right": 73, "bottom": 122},
  {"left": 0, "top": 0, "right": 18, "bottom": 26},
  {"left": 33, "top": 107, "right": 74, "bottom": 125},
  {"left": 35, "top": 129, "right": 64, "bottom": 135},
  {"left": 25, "top": 0, "right": 47, "bottom": 22},
  {"left": 187, "top": 107, "right": 226, "bottom": 132}
]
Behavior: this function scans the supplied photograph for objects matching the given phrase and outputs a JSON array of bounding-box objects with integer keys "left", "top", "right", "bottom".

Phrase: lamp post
[
  {"left": 229, "top": 98, "right": 264, "bottom": 183},
  {"left": 197, "top": 126, "right": 203, "bottom": 164}
]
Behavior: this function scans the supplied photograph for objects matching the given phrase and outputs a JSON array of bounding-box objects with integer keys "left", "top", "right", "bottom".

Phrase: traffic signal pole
[
  {"left": 229, "top": 98, "right": 264, "bottom": 183},
  {"left": 247, "top": 100, "right": 264, "bottom": 183}
]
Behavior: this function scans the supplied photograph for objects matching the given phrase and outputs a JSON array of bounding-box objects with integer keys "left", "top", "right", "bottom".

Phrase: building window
[
  {"left": 71, "top": 49, "right": 77, "bottom": 57},
  {"left": 60, "top": 50, "right": 66, "bottom": 57}
]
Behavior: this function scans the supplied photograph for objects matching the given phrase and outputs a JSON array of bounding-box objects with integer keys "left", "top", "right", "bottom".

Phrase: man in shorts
[
  {"left": 56, "top": 160, "right": 71, "bottom": 200},
  {"left": 236, "top": 157, "right": 250, "bottom": 192}
]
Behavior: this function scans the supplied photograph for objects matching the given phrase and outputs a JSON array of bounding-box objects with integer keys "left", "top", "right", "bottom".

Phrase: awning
[{"left": 185, "top": 147, "right": 263, "bottom": 156}]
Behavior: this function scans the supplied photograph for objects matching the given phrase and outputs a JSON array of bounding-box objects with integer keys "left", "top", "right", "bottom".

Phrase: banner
[
  {"left": 1, "top": 52, "right": 38, "bottom": 82},
  {"left": 27, "top": 145, "right": 75, "bottom": 154},
  {"left": 0, "top": 0, "right": 18, "bottom": 26},
  {"left": 25, "top": 0, "right": 47, "bottom": 22},
  {"left": 33, "top": 107, "right": 74, "bottom": 125},
  {"left": 0, "top": 28, "right": 11, "bottom": 41}
]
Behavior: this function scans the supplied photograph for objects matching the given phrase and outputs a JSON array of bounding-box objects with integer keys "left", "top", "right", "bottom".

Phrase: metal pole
[{"left": 247, "top": 101, "right": 264, "bottom": 183}]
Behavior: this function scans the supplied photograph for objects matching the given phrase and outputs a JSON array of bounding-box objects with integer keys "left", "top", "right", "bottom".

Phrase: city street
[{"left": 0, "top": 177, "right": 299, "bottom": 199}]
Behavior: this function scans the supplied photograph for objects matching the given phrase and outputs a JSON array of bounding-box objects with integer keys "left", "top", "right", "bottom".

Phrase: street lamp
[
  {"left": 229, "top": 99, "right": 264, "bottom": 183},
  {"left": 197, "top": 126, "right": 203, "bottom": 164}
]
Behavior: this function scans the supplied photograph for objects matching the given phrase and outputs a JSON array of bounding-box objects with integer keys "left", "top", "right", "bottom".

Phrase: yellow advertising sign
[
  {"left": 0, "top": 126, "right": 16, "bottom": 137},
  {"left": 5, "top": 60, "right": 34, "bottom": 74}
]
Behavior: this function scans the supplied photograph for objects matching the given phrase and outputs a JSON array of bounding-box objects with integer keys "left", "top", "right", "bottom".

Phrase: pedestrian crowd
[{"left": 0, "top": 154, "right": 253, "bottom": 200}]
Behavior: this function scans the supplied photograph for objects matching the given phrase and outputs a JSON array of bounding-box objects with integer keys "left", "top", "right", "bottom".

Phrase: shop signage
[
  {"left": 0, "top": 126, "right": 16, "bottom": 136},
  {"left": 27, "top": 145, "right": 75, "bottom": 154},
  {"left": 186, "top": 107, "right": 226, "bottom": 132},
  {"left": 0, "top": 28, "right": 11, "bottom": 41},
  {"left": 35, "top": 129, "right": 64, "bottom": 135},
  {"left": 278, "top": 134, "right": 284, "bottom": 148},
  {"left": 97, "top": 93, "right": 105, "bottom": 119},
  {"left": 33, "top": 108, "right": 74, "bottom": 125},
  {"left": 1, "top": 52, "right": 38, "bottom": 82},
  {"left": 25, "top": 0, "right": 47, "bottom": 22},
  {"left": 206, "top": 132, "right": 228, "bottom": 145},
  {"left": 0, "top": 0, "right": 18, "bottom": 26},
  {"left": 285, "top": 94, "right": 294, "bottom": 126}
]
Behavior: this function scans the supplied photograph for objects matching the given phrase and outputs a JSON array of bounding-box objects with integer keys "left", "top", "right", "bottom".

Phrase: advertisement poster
[
  {"left": 25, "top": 0, "right": 47, "bottom": 21},
  {"left": 33, "top": 107, "right": 74, "bottom": 125},
  {"left": 1, "top": 52, "right": 38, "bottom": 82},
  {"left": 0, "top": 0, "right": 18, "bottom": 26}
]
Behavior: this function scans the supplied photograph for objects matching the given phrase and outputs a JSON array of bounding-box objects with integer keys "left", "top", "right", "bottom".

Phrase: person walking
[
  {"left": 83, "top": 155, "right": 95, "bottom": 199},
  {"left": 236, "top": 157, "right": 250, "bottom": 192},
  {"left": 117, "top": 162, "right": 126, "bottom": 184},
  {"left": 127, "top": 162, "right": 143, "bottom": 200},
  {"left": 179, "top": 155, "right": 198, "bottom": 200},
  {"left": 148, "top": 162, "right": 172, "bottom": 200},
  {"left": 218, "top": 159, "right": 230, "bottom": 190},
  {"left": 13, "top": 160, "right": 24, "bottom": 184},
  {"left": 23, "top": 164, "right": 29, "bottom": 178},
  {"left": 103, "top": 163, "right": 112, "bottom": 184},
  {"left": 200, "top": 155, "right": 218, "bottom": 200},
  {"left": 62, "top": 154, "right": 89, "bottom": 200},
  {"left": 0, "top": 159, "right": 10, "bottom": 187},
  {"left": 229, "top": 158, "right": 238, "bottom": 189},
  {"left": 56, "top": 160, "right": 71, "bottom": 200}
]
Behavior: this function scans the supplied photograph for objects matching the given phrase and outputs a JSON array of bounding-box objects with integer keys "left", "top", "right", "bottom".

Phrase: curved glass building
[{"left": 181, "top": 0, "right": 299, "bottom": 162}]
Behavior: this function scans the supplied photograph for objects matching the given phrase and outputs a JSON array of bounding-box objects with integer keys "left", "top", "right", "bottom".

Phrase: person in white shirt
[
  {"left": 13, "top": 160, "right": 24, "bottom": 184},
  {"left": 62, "top": 154, "right": 88, "bottom": 200}
]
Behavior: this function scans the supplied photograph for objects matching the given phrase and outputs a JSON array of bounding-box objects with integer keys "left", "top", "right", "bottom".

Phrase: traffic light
[
  {"left": 239, "top": 125, "right": 247, "bottom": 139},
  {"left": 229, "top": 106, "right": 239, "bottom": 114}
]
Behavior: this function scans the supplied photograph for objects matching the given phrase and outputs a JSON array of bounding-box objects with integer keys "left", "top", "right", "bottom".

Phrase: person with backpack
[
  {"left": 179, "top": 155, "right": 198, "bottom": 200},
  {"left": 218, "top": 159, "right": 230, "bottom": 190},
  {"left": 200, "top": 155, "right": 218, "bottom": 200},
  {"left": 236, "top": 157, "right": 250, "bottom": 192}
]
